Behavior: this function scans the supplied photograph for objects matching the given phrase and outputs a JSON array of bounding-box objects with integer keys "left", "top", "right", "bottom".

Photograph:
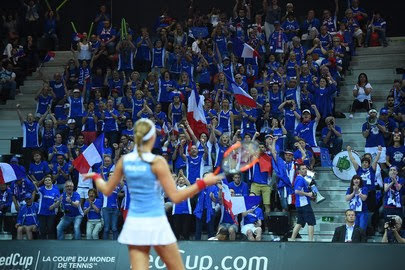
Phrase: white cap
[
  {"left": 302, "top": 109, "right": 311, "bottom": 114},
  {"left": 67, "top": 119, "right": 76, "bottom": 124}
]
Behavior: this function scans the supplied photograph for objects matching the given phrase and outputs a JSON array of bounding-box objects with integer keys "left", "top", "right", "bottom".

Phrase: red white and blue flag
[
  {"left": 222, "top": 180, "right": 238, "bottom": 224},
  {"left": 43, "top": 51, "right": 55, "bottom": 63},
  {"left": 0, "top": 163, "right": 26, "bottom": 184},
  {"left": 72, "top": 32, "right": 84, "bottom": 42},
  {"left": 72, "top": 133, "right": 104, "bottom": 174},
  {"left": 187, "top": 86, "right": 208, "bottom": 139},
  {"left": 241, "top": 43, "right": 259, "bottom": 59},
  {"left": 225, "top": 74, "right": 257, "bottom": 108}
]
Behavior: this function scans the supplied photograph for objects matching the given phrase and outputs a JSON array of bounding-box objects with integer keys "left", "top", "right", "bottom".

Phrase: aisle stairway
[
  {"left": 296, "top": 37, "right": 405, "bottom": 241},
  {"left": 1, "top": 39, "right": 404, "bottom": 241}
]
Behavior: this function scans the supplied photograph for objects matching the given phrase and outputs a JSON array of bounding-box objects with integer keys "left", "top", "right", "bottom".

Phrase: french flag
[
  {"left": 241, "top": 43, "right": 259, "bottom": 59},
  {"left": 222, "top": 180, "right": 238, "bottom": 224},
  {"left": 0, "top": 163, "right": 26, "bottom": 184},
  {"left": 187, "top": 86, "right": 208, "bottom": 139},
  {"left": 225, "top": 74, "right": 257, "bottom": 108},
  {"left": 43, "top": 51, "right": 55, "bottom": 63},
  {"left": 72, "top": 133, "right": 104, "bottom": 174},
  {"left": 72, "top": 32, "right": 84, "bottom": 42},
  {"left": 231, "top": 195, "right": 262, "bottom": 215}
]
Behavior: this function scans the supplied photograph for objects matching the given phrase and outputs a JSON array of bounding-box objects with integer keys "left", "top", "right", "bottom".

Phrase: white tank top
[{"left": 78, "top": 42, "right": 92, "bottom": 60}]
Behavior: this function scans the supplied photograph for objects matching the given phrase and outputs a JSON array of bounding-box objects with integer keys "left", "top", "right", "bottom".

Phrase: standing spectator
[
  {"left": 350, "top": 73, "right": 372, "bottom": 118},
  {"left": 347, "top": 145, "right": 382, "bottom": 215},
  {"left": 171, "top": 172, "right": 193, "bottom": 240},
  {"left": 319, "top": 116, "right": 343, "bottom": 158},
  {"left": 269, "top": 21, "right": 287, "bottom": 56},
  {"left": 77, "top": 35, "right": 93, "bottom": 64},
  {"left": 36, "top": 175, "right": 60, "bottom": 239},
  {"left": 310, "top": 76, "right": 337, "bottom": 120},
  {"left": 101, "top": 172, "right": 121, "bottom": 240},
  {"left": 56, "top": 181, "right": 83, "bottom": 240},
  {"left": 94, "top": 5, "right": 110, "bottom": 34},
  {"left": 345, "top": 175, "right": 368, "bottom": 231},
  {"left": 291, "top": 164, "right": 316, "bottom": 241},
  {"left": 383, "top": 166, "right": 404, "bottom": 219},
  {"left": 228, "top": 173, "right": 249, "bottom": 197},
  {"left": 22, "top": 0, "right": 40, "bottom": 38},
  {"left": 51, "top": 153, "right": 72, "bottom": 191},
  {"left": 28, "top": 151, "right": 50, "bottom": 186},
  {"left": 386, "top": 132, "right": 405, "bottom": 177},
  {"left": 332, "top": 209, "right": 366, "bottom": 242},
  {"left": 97, "top": 20, "right": 117, "bottom": 54},
  {"left": 362, "top": 110, "right": 387, "bottom": 164},
  {"left": 134, "top": 27, "right": 153, "bottom": 75},
  {"left": 42, "top": 9, "right": 60, "bottom": 50},
  {"left": 15, "top": 193, "right": 39, "bottom": 240},
  {"left": 0, "top": 184, "right": 13, "bottom": 231},
  {"left": 11, "top": 176, "right": 35, "bottom": 213},
  {"left": 294, "top": 105, "right": 321, "bottom": 149},
  {"left": 83, "top": 188, "right": 103, "bottom": 240},
  {"left": 262, "top": 0, "right": 282, "bottom": 42}
]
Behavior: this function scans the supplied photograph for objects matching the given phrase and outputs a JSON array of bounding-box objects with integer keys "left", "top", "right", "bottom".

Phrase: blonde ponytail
[{"left": 134, "top": 119, "right": 154, "bottom": 161}]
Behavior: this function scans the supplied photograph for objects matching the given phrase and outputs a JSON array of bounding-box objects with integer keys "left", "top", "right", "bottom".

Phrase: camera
[{"left": 388, "top": 217, "right": 397, "bottom": 229}]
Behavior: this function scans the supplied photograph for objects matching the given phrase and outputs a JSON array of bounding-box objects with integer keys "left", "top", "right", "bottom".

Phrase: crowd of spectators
[{"left": 0, "top": 0, "right": 404, "bottom": 241}]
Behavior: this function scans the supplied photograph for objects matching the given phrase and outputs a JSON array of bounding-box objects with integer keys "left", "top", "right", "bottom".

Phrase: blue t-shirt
[
  {"left": 386, "top": 146, "right": 405, "bottom": 169},
  {"left": 17, "top": 203, "right": 39, "bottom": 226},
  {"left": 362, "top": 120, "right": 385, "bottom": 147},
  {"left": 172, "top": 186, "right": 192, "bottom": 215},
  {"left": 383, "top": 177, "right": 404, "bottom": 208},
  {"left": 102, "top": 186, "right": 121, "bottom": 209},
  {"left": 51, "top": 161, "right": 71, "bottom": 185},
  {"left": 295, "top": 121, "right": 318, "bottom": 147},
  {"left": 84, "top": 198, "right": 103, "bottom": 220},
  {"left": 243, "top": 207, "right": 263, "bottom": 225},
  {"left": 186, "top": 155, "right": 204, "bottom": 185},
  {"left": 29, "top": 161, "right": 50, "bottom": 181},
  {"left": 61, "top": 192, "right": 83, "bottom": 217},
  {"left": 356, "top": 167, "right": 376, "bottom": 191},
  {"left": 228, "top": 181, "right": 249, "bottom": 197},
  {"left": 321, "top": 125, "right": 342, "bottom": 143},
  {"left": 38, "top": 185, "right": 60, "bottom": 216},
  {"left": 346, "top": 186, "right": 368, "bottom": 212},
  {"left": 11, "top": 179, "right": 35, "bottom": 203},
  {"left": 294, "top": 175, "right": 311, "bottom": 207}
]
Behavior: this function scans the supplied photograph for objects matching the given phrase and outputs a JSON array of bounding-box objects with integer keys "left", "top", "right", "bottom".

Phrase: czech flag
[
  {"left": 72, "top": 133, "right": 104, "bottom": 174},
  {"left": 43, "top": 51, "right": 55, "bottom": 63},
  {"left": 241, "top": 43, "right": 259, "bottom": 59},
  {"left": 187, "top": 86, "right": 208, "bottom": 139},
  {"left": 0, "top": 163, "right": 26, "bottom": 184},
  {"left": 225, "top": 74, "right": 257, "bottom": 108}
]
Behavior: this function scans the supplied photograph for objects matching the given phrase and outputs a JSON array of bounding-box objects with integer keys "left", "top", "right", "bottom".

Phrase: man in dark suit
[{"left": 332, "top": 209, "right": 367, "bottom": 243}]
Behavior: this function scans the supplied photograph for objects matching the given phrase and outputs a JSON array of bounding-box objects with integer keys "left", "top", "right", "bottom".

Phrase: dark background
[{"left": 2, "top": 0, "right": 403, "bottom": 48}]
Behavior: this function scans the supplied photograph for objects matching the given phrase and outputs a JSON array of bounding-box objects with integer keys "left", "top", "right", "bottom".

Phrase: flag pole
[{"left": 56, "top": 0, "right": 69, "bottom": 12}]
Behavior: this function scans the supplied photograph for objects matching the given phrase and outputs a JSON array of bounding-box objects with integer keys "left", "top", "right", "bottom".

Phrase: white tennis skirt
[{"left": 118, "top": 215, "right": 177, "bottom": 246}]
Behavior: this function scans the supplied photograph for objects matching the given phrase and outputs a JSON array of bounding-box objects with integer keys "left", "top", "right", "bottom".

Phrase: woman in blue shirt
[
  {"left": 83, "top": 118, "right": 222, "bottom": 269},
  {"left": 36, "top": 175, "right": 60, "bottom": 239},
  {"left": 16, "top": 193, "right": 39, "bottom": 240},
  {"left": 345, "top": 175, "right": 368, "bottom": 231},
  {"left": 84, "top": 188, "right": 103, "bottom": 239}
]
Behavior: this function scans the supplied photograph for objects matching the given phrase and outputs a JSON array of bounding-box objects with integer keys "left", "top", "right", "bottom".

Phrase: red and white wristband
[
  {"left": 196, "top": 179, "right": 207, "bottom": 191},
  {"left": 91, "top": 173, "right": 102, "bottom": 182}
]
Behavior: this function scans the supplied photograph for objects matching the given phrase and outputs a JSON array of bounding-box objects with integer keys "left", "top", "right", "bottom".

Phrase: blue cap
[
  {"left": 24, "top": 193, "right": 32, "bottom": 200},
  {"left": 274, "top": 20, "right": 280, "bottom": 25},
  {"left": 380, "top": 108, "right": 388, "bottom": 115}
]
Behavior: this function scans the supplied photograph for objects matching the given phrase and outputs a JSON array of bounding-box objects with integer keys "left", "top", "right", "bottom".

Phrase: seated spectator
[
  {"left": 56, "top": 181, "right": 83, "bottom": 240},
  {"left": 319, "top": 116, "right": 343, "bottom": 157},
  {"left": 350, "top": 73, "right": 372, "bottom": 118},
  {"left": 15, "top": 193, "right": 39, "bottom": 240},
  {"left": 241, "top": 193, "right": 263, "bottom": 241},
  {"left": 345, "top": 175, "right": 368, "bottom": 231},
  {"left": 50, "top": 153, "right": 72, "bottom": 191},
  {"left": 0, "top": 61, "right": 17, "bottom": 104},
  {"left": 97, "top": 20, "right": 117, "bottom": 54},
  {"left": 332, "top": 209, "right": 366, "bottom": 242},
  {"left": 382, "top": 216, "right": 405, "bottom": 243},
  {"left": 84, "top": 188, "right": 103, "bottom": 240},
  {"left": 364, "top": 11, "right": 387, "bottom": 47}
]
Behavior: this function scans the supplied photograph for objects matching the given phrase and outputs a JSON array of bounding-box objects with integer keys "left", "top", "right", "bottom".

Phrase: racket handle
[{"left": 213, "top": 167, "right": 221, "bottom": 175}]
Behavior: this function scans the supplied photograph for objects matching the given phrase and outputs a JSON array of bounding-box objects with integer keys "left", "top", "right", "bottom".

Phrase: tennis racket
[{"left": 214, "top": 141, "right": 260, "bottom": 175}]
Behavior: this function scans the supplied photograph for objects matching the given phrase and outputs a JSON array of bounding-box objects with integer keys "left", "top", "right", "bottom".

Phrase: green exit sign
[{"left": 322, "top": 216, "right": 334, "bottom": 222}]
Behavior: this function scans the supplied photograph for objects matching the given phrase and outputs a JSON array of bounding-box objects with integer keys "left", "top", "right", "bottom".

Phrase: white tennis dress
[{"left": 118, "top": 152, "right": 176, "bottom": 246}]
